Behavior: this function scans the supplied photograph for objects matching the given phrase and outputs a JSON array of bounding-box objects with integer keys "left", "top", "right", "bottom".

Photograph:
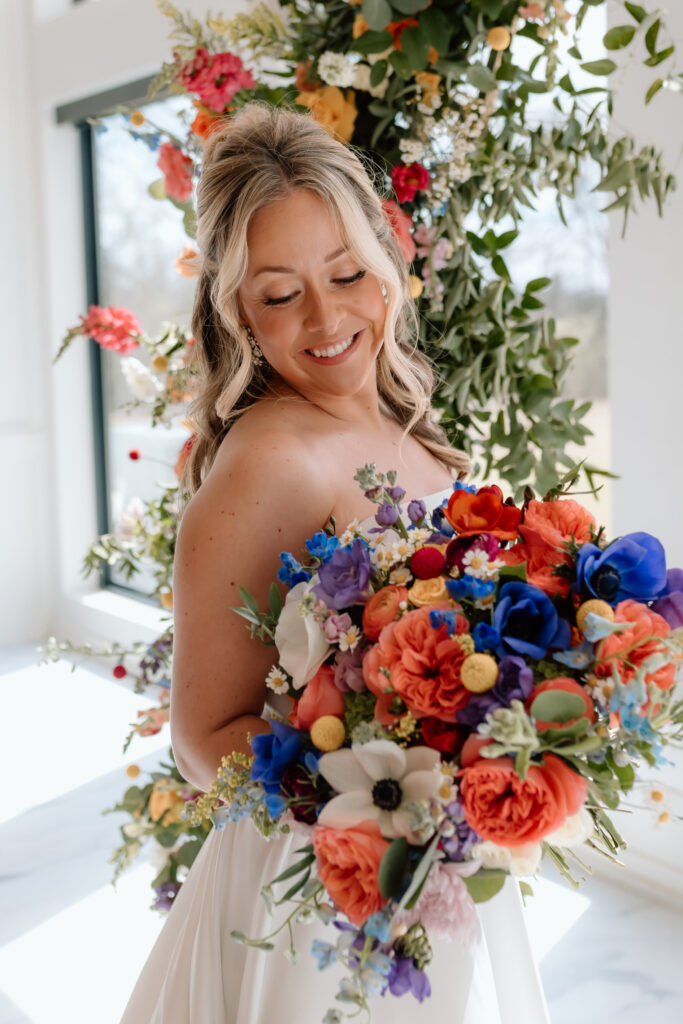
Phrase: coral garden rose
[
  {"left": 157, "top": 142, "right": 193, "bottom": 202},
  {"left": 499, "top": 541, "right": 570, "bottom": 598},
  {"left": 295, "top": 85, "right": 358, "bottom": 142},
  {"left": 381, "top": 199, "right": 416, "bottom": 262},
  {"left": 594, "top": 599, "right": 677, "bottom": 690},
  {"left": 313, "top": 819, "right": 388, "bottom": 926},
  {"left": 363, "top": 606, "right": 469, "bottom": 723},
  {"left": 362, "top": 584, "right": 409, "bottom": 641},
  {"left": 459, "top": 753, "right": 588, "bottom": 847},
  {"left": 445, "top": 485, "right": 522, "bottom": 540},
  {"left": 290, "top": 664, "right": 345, "bottom": 730},
  {"left": 520, "top": 499, "right": 596, "bottom": 552},
  {"left": 79, "top": 304, "right": 141, "bottom": 354}
]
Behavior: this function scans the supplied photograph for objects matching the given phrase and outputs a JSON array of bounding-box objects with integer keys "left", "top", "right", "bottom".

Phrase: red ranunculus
[
  {"left": 445, "top": 485, "right": 522, "bottom": 540},
  {"left": 391, "top": 162, "right": 430, "bottom": 204}
]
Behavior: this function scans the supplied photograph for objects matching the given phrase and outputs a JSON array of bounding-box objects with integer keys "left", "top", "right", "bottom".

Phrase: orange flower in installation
[
  {"left": 190, "top": 104, "right": 225, "bottom": 141},
  {"left": 157, "top": 142, "right": 193, "bottom": 202},
  {"left": 386, "top": 18, "right": 419, "bottom": 48},
  {"left": 595, "top": 599, "right": 677, "bottom": 691},
  {"left": 445, "top": 485, "right": 522, "bottom": 540},
  {"left": 313, "top": 820, "right": 388, "bottom": 926},
  {"left": 295, "top": 86, "right": 358, "bottom": 143},
  {"left": 363, "top": 606, "right": 469, "bottom": 723},
  {"left": 459, "top": 753, "right": 588, "bottom": 847},
  {"left": 174, "top": 432, "right": 197, "bottom": 479}
]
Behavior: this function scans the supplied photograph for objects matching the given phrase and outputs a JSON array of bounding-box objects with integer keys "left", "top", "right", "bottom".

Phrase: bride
[{"left": 120, "top": 103, "right": 549, "bottom": 1024}]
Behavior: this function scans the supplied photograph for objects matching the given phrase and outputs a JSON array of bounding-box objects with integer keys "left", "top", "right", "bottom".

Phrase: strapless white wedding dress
[{"left": 120, "top": 490, "right": 550, "bottom": 1024}]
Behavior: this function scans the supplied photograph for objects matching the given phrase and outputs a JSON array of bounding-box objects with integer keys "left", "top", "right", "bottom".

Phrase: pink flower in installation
[
  {"left": 177, "top": 47, "right": 255, "bottom": 112},
  {"left": 157, "top": 142, "right": 193, "bottom": 202},
  {"left": 79, "top": 305, "right": 142, "bottom": 354}
]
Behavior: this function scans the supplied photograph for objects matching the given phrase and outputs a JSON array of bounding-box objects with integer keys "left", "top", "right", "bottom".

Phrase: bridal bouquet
[{"left": 189, "top": 465, "right": 683, "bottom": 1021}]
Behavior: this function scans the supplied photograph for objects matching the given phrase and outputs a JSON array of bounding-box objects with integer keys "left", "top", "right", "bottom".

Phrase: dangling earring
[
  {"left": 244, "top": 324, "right": 264, "bottom": 366},
  {"left": 380, "top": 282, "right": 388, "bottom": 305}
]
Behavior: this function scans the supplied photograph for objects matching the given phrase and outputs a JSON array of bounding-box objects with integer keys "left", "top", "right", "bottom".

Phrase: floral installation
[{"left": 185, "top": 463, "right": 683, "bottom": 1019}]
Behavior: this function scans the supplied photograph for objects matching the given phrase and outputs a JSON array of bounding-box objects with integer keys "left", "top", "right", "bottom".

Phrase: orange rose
[
  {"left": 363, "top": 606, "right": 468, "bottom": 723},
  {"left": 460, "top": 754, "right": 588, "bottom": 847},
  {"left": 295, "top": 86, "right": 357, "bottom": 143},
  {"left": 520, "top": 499, "right": 596, "bottom": 551},
  {"left": 313, "top": 820, "right": 389, "bottom": 926},
  {"left": 445, "top": 486, "right": 522, "bottom": 540},
  {"left": 528, "top": 677, "right": 595, "bottom": 731},
  {"left": 500, "top": 542, "right": 570, "bottom": 598},
  {"left": 595, "top": 599, "right": 676, "bottom": 691},
  {"left": 363, "top": 585, "right": 408, "bottom": 641},
  {"left": 290, "top": 665, "right": 345, "bottom": 730}
]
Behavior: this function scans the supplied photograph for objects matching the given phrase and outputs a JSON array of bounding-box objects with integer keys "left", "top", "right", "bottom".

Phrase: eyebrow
[{"left": 251, "top": 247, "right": 347, "bottom": 278}]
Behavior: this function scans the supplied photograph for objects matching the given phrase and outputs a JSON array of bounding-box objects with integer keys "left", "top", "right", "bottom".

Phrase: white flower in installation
[
  {"left": 317, "top": 739, "right": 442, "bottom": 843},
  {"left": 120, "top": 357, "right": 164, "bottom": 402},
  {"left": 318, "top": 50, "right": 356, "bottom": 88},
  {"left": 274, "top": 580, "right": 330, "bottom": 689}
]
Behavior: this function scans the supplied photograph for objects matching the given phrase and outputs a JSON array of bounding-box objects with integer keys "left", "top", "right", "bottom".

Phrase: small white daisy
[
  {"left": 389, "top": 567, "right": 413, "bottom": 586},
  {"left": 462, "top": 548, "right": 493, "bottom": 580},
  {"left": 340, "top": 519, "right": 362, "bottom": 546},
  {"left": 339, "top": 626, "right": 361, "bottom": 652},
  {"left": 265, "top": 665, "right": 290, "bottom": 695}
]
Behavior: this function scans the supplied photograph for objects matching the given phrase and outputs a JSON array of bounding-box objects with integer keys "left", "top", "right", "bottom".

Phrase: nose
[{"left": 302, "top": 284, "right": 344, "bottom": 336}]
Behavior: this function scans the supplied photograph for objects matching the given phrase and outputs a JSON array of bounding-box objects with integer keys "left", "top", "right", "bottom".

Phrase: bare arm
[{"left": 170, "top": 431, "right": 333, "bottom": 792}]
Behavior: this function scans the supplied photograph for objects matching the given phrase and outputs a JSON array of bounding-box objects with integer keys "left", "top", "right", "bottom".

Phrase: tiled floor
[{"left": 1, "top": 645, "right": 682, "bottom": 1024}]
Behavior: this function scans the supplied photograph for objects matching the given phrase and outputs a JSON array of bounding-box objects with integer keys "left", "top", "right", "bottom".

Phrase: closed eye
[{"left": 262, "top": 270, "right": 366, "bottom": 307}]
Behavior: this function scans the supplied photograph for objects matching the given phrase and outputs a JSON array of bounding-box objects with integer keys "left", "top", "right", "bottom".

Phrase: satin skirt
[{"left": 120, "top": 818, "right": 550, "bottom": 1024}]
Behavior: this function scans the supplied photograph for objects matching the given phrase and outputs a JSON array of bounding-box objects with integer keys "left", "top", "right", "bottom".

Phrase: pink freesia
[
  {"left": 79, "top": 305, "right": 142, "bottom": 354},
  {"left": 178, "top": 47, "right": 255, "bottom": 112},
  {"left": 381, "top": 199, "right": 416, "bottom": 262},
  {"left": 157, "top": 142, "right": 193, "bottom": 202},
  {"left": 394, "top": 860, "right": 481, "bottom": 945}
]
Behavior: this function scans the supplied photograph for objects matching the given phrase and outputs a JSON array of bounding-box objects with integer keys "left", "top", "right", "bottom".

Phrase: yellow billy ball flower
[
  {"left": 487, "top": 26, "right": 511, "bottom": 51},
  {"left": 126, "top": 763, "right": 141, "bottom": 779},
  {"left": 130, "top": 110, "right": 145, "bottom": 126},
  {"left": 310, "top": 715, "right": 346, "bottom": 752},
  {"left": 461, "top": 653, "right": 498, "bottom": 693},
  {"left": 409, "top": 275, "right": 424, "bottom": 299},
  {"left": 152, "top": 354, "right": 169, "bottom": 373},
  {"left": 576, "top": 599, "right": 614, "bottom": 632}
]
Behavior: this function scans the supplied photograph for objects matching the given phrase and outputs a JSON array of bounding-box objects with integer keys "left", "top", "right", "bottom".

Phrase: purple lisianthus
[
  {"left": 445, "top": 533, "right": 500, "bottom": 574},
  {"left": 375, "top": 502, "right": 399, "bottom": 526},
  {"left": 457, "top": 655, "right": 534, "bottom": 728},
  {"left": 652, "top": 567, "right": 683, "bottom": 628},
  {"left": 333, "top": 649, "right": 365, "bottom": 692},
  {"left": 387, "top": 958, "right": 431, "bottom": 1002},
  {"left": 489, "top": 581, "right": 570, "bottom": 660},
  {"left": 313, "top": 539, "right": 372, "bottom": 609},
  {"left": 152, "top": 880, "right": 181, "bottom": 911},
  {"left": 407, "top": 499, "right": 427, "bottom": 524},
  {"left": 576, "top": 532, "right": 667, "bottom": 604},
  {"left": 250, "top": 720, "right": 304, "bottom": 797}
]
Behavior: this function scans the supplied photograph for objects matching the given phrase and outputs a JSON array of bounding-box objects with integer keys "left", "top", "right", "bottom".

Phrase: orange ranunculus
[
  {"left": 520, "top": 499, "right": 596, "bottom": 552},
  {"left": 595, "top": 600, "right": 677, "bottom": 691},
  {"left": 363, "top": 606, "right": 468, "bottom": 723},
  {"left": 386, "top": 18, "right": 419, "bottom": 48},
  {"left": 381, "top": 198, "right": 416, "bottom": 262},
  {"left": 190, "top": 104, "right": 225, "bottom": 141},
  {"left": 363, "top": 585, "right": 409, "bottom": 641},
  {"left": 290, "top": 665, "right": 345, "bottom": 730},
  {"left": 313, "top": 820, "right": 389, "bottom": 926},
  {"left": 445, "top": 486, "right": 522, "bottom": 540},
  {"left": 174, "top": 433, "right": 197, "bottom": 479},
  {"left": 527, "top": 677, "right": 595, "bottom": 731},
  {"left": 460, "top": 753, "right": 588, "bottom": 847},
  {"left": 295, "top": 86, "right": 357, "bottom": 143},
  {"left": 500, "top": 542, "right": 570, "bottom": 598}
]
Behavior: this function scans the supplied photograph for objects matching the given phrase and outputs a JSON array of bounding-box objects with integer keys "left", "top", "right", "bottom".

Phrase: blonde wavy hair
[{"left": 182, "top": 102, "right": 469, "bottom": 497}]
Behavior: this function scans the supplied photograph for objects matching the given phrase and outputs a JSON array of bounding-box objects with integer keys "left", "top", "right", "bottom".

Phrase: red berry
[
  {"left": 128, "top": 449, "right": 140, "bottom": 460},
  {"left": 410, "top": 545, "right": 446, "bottom": 580},
  {"left": 113, "top": 664, "right": 127, "bottom": 679}
]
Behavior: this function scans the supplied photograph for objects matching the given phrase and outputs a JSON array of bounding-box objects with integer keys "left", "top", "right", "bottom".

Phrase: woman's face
[{"left": 238, "top": 189, "right": 387, "bottom": 405}]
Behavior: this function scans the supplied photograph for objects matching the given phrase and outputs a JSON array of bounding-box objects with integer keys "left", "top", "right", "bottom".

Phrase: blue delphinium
[
  {"left": 576, "top": 532, "right": 667, "bottom": 604},
  {"left": 250, "top": 721, "right": 304, "bottom": 812},
  {"left": 305, "top": 531, "right": 340, "bottom": 563},
  {"left": 311, "top": 939, "right": 338, "bottom": 971},
  {"left": 445, "top": 577, "right": 496, "bottom": 602},
  {"left": 277, "top": 552, "right": 311, "bottom": 587}
]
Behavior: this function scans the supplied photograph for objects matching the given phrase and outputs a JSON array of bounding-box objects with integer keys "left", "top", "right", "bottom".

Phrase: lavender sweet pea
[
  {"left": 313, "top": 539, "right": 372, "bottom": 609},
  {"left": 375, "top": 502, "right": 399, "bottom": 526},
  {"left": 457, "top": 655, "right": 534, "bottom": 728},
  {"left": 407, "top": 499, "right": 427, "bottom": 524},
  {"left": 388, "top": 958, "right": 431, "bottom": 1002}
]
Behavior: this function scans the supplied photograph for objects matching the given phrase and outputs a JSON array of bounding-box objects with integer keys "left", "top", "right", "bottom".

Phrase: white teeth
[{"left": 309, "top": 334, "right": 355, "bottom": 359}]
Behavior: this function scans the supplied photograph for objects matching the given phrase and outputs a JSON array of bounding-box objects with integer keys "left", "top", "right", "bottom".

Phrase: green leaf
[
  {"left": 396, "top": 833, "right": 439, "bottom": 912},
  {"left": 537, "top": 717, "right": 591, "bottom": 742},
  {"left": 476, "top": 0, "right": 504, "bottom": 16},
  {"left": 466, "top": 64, "right": 498, "bottom": 93},
  {"left": 389, "top": 50, "right": 414, "bottom": 78},
  {"left": 594, "top": 161, "right": 635, "bottom": 192},
  {"left": 525, "top": 277, "right": 551, "bottom": 293},
  {"left": 498, "top": 562, "right": 527, "bottom": 582},
  {"left": 624, "top": 2, "right": 646, "bottom": 23},
  {"left": 174, "top": 839, "right": 203, "bottom": 869},
  {"left": 378, "top": 837, "right": 409, "bottom": 898},
  {"left": 279, "top": 869, "right": 311, "bottom": 904},
  {"left": 644, "top": 18, "right": 660, "bottom": 56},
  {"left": 351, "top": 30, "right": 393, "bottom": 55},
  {"left": 580, "top": 59, "right": 617, "bottom": 76},
  {"left": 392, "top": 0, "right": 432, "bottom": 13},
  {"left": 530, "top": 690, "right": 587, "bottom": 724},
  {"left": 463, "top": 870, "right": 506, "bottom": 903},
  {"left": 362, "top": 0, "right": 393, "bottom": 32},
  {"left": 270, "top": 853, "right": 315, "bottom": 885},
  {"left": 603, "top": 25, "right": 635, "bottom": 50},
  {"left": 567, "top": 45, "right": 582, "bottom": 60},
  {"left": 519, "top": 880, "right": 534, "bottom": 905},
  {"left": 496, "top": 229, "right": 518, "bottom": 250},
  {"left": 268, "top": 582, "right": 282, "bottom": 620},
  {"left": 370, "top": 59, "right": 388, "bottom": 87},
  {"left": 148, "top": 179, "right": 167, "bottom": 200},
  {"left": 238, "top": 585, "right": 261, "bottom": 616},
  {"left": 644, "top": 46, "right": 674, "bottom": 68},
  {"left": 400, "top": 26, "right": 430, "bottom": 73}
]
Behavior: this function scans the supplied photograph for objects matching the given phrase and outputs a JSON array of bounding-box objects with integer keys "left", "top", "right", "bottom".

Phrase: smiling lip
[{"left": 304, "top": 330, "right": 362, "bottom": 365}]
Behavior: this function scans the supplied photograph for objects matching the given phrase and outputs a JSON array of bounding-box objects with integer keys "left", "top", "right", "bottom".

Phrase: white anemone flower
[{"left": 317, "top": 739, "right": 441, "bottom": 844}]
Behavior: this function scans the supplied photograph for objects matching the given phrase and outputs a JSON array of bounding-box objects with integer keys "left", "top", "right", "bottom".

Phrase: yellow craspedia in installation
[
  {"left": 487, "top": 26, "right": 511, "bottom": 51},
  {"left": 126, "top": 763, "right": 141, "bottom": 779},
  {"left": 160, "top": 589, "right": 174, "bottom": 610},
  {"left": 461, "top": 653, "right": 498, "bottom": 693},
  {"left": 130, "top": 110, "right": 145, "bottom": 126},
  {"left": 576, "top": 599, "right": 614, "bottom": 632},
  {"left": 409, "top": 275, "right": 424, "bottom": 299},
  {"left": 310, "top": 715, "right": 346, "bottom": 752},
  {"left": 152, "top": 354, "right": 169, "bottom": 373}
]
